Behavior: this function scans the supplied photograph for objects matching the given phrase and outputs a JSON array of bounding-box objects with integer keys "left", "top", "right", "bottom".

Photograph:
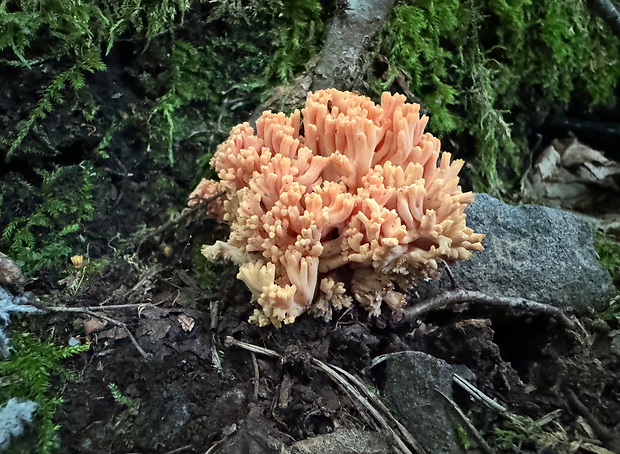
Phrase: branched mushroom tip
[{"left": 190, "top": 89, "right": 484, "bottom": 327}]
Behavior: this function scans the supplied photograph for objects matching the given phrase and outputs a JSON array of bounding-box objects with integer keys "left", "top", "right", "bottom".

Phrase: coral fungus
[{"left": 190, "top": 89, "right": 484, "bottom": 327}]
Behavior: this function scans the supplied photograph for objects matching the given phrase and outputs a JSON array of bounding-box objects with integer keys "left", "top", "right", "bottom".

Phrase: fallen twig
[
  {"left": 39, "top": 305, "right": 149, "bottom": 360},
  {"left": 251, "top": 352, "right": 259, "bottom": 401},
  {"left": 453, "top": 373, "right": 507, "bottom": 414},
  {"left": 33, "top": 301, "right": 198, "bottom": 316},
  {"left": 443, "top": 263, "right": 458, "bottom": 290},
  {"left": 162, "top": 444, "right": 192, "bottom": 454},
  {"left": 435, "top": 390, "right": 495, "bottom": 454},
  {"left": 209, "top": 300, "right": 219, "bottom": 331},
  {"left": 318, "top": 360, "right": 427, "bottom": 454},
  {"left": 224, "top": 336, "right": 282, "bottom": 359},
  {"left": 456, "top": 373, "right": 570, "bottom": 449},
  {"left": 566, "top": 388, "right": 613, "bottom": 443},
  {"left": 124, "top": 264, "right": 163, "bottom": 297},
  {"left": 97, "top": 263, "right": 164, "bottom": 306},
  {"left": 312, "top": 358, "right": 420, "bottom": 454},
  {"left": 403, "top": 289, "right": 577, "bottom": 330},
  {"left": 32, "top": 301, "right": 200, "bottom": 360}
]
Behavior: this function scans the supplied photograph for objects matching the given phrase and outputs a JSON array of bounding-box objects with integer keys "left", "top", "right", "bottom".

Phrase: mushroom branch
[{"left": 190, "top": 89, "right": 484, "bottom": 327}]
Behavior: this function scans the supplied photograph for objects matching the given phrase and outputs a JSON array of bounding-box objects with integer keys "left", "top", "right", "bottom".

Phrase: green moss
[
  {"left": 374, "top": 0, "right": 620, "bottom": 193},
  {"left": 146, "top": 0, "right": 326, "bottom": 166},
  {"left": 375, "top": 0, "right": 460, "bottom": 134},
  {"left": 0, "top": 164, "right": 95, "bottom": 276},
  {"left": 0, "top": 332, "right": 89, "bottom": 454},
  {"left": 1, "top": 0, "right": 196, "bottom": 162},
  {"left": 595, "top": 232, "right": 620, "bottom": 284},
  {"left": 488, "top": 413, "right": 569, "bottom": 451},
  {"left": 598, "top": 295, "right": 620, "bottom": 323},
  {"left": 106, "top": 382, "right": 140, "bottom": 448},
  {"left": 0, "top": 0, "right": 326, "bottom": 274}
]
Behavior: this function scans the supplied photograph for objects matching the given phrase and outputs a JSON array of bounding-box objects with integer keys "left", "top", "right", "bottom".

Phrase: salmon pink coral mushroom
[{"left": 191, "top": 89, "right": 484, "bottom": 327}]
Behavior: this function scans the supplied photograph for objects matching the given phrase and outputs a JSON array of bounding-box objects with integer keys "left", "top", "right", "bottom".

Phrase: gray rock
[
  {"left": 382, "top": 351, "right": 461, "bottom": 454},
  {"left": 420, "top": 193, "right": 615, "bottom": 312},
  {"left": 281, "top": 429, "right": 391, "bottom": 454}
]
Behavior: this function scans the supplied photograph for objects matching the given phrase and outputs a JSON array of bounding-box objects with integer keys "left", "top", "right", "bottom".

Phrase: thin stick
[
  {"left": 328, "top": 362, "right": 427, "bottom": 454},
  {"left": 312, "top": 359, "right": 419, "bottom": 454},
  {"left": 162, "top": 444, "right": 193, "bottom": 454},
  {"left": 204, "top": 438, "right": 225, "bottom": 454},
  {"left": 566, "top": 389, "right": 612, "bottom": 442},
  {"left": 124, "top": 264, "right": 163, "bottom": 296},
  {"left": 40, "top": 306, "right": 149, "bottom": 360},
  {"left": 443, "top": 263, "right": 458, "bottom": 290},
  {"left": 435, "top": 390, "right": 495, "bottom": 454},
  {"left": 36, "top": 303, "right": 152, "bottom": 313},
  {"left": 224, "top": 336, "right": 282, "bottom": 359},
  {"left": 35, "top": 302, "right": 199, "bottom": 317},
  {"left": 403, "top": 289, "right": 576, "bottom": 330},
  {"left": 251, "top": 352, "right": 260, "bottom": 401},
  {"left": 96, "top": 264, "right": 164, "bottom": 307},
  {"left": 453, "top": 374, "right": 507, "bottom": 414},
  {"left": 209, "top": 300, "right": 219, "bottom": 331}
]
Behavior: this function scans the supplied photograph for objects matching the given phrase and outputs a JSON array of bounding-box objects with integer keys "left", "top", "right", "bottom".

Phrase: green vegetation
[
  {"left": 0, "top": 0, "right": 194, "bottom": 160},
  {"left": 599, "top": 295, "right": 620, "bottom": 323},
  {"left": 108, "top": 383, "right": 136, "bottom": 408},
  {"left": 0, "top": 332, "right": 89, "bottom": 454},
  {"left": 0, "top": 0, "right": 326, "bottom": 275},
  {"left": 0, "top": 164, "right": 95, "bottom": 276},
  {"left": 490, "top": 414, "right": 568, "bottom": 452},
  {"left": 374, "top": 0, "right": 620, "bottom": 193},
  {"left": 595, "top": 232, "right": 620, "bottom": 322},
  {"left": 107, "top": 383, "right": 140, "bottom": 448},
  {"left": 595, "top": 232, "right": 620, "bottom": 284},
  {"left": 451, "top": 419, "right": 472, "bottom": 451},
  {"left": 1, "top": 0, "right": 325, "bottom": 164}
]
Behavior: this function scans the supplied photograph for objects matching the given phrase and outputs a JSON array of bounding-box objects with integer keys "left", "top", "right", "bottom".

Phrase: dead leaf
[
  {"left": 177, "top": 314, "right": 195, "bottom": 332},
  {"left": 522, "top": 136, "right": 620, "bottom": 210}
]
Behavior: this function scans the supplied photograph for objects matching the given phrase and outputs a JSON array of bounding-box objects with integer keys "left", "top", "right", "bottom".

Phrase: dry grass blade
[
  {"left": 453, "top": 373, "right": 507, "bottom": 413},
  {"left": 435, "top": 389, "right": 495, "bottom": 454},
  {"left": 312, "top": 358, "right": 425, "bottom": 454},
  {"left": 325, "top": 362, "right": 427, "bottom": 454}
]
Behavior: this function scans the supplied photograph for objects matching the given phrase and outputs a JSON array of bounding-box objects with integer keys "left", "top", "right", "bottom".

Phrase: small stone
[
  {"left": 68, "top": 337, "right": 80, "bottom": 347},
  {"left": 0, "top": 253, "right": 24, "bottom": 286}
]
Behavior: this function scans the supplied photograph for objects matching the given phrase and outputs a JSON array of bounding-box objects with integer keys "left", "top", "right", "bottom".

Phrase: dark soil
[{"left": 23, "top": 250, "right": 620, "bottom": 453}]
